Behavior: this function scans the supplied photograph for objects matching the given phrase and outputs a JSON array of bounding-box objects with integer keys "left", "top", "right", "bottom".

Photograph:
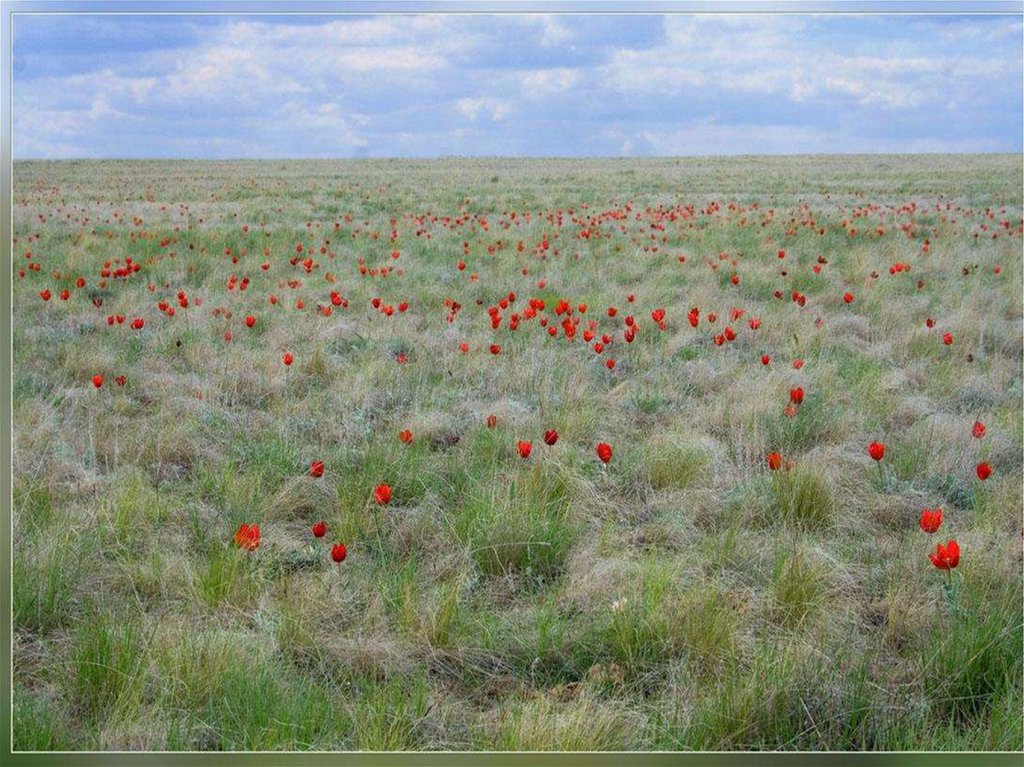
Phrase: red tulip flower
[
  {"left": 131, "top": 317, "right": 145, "bottom": 330},
  {"left": 398, "top": 429, "right": 413, "bottom": 444},
  {"left": 543, "top": 429, "right": 559, "bottom": 446},
  {"left": 928, "top": 539, "right": 960, "bottom": 570},
  {"left": 596, "top": 442, "right": 613, "bottom": 464},
  {"left": 282, "top": 352, "right": 294, "bottom": 366},
  {"left": 868, "top": 442, "right": 885, "bottom": 461},
  {"left": 233, "top": 523, "right": 260, "bottom": 551},
  {"left": 919, "top": 508, "right": 943, "bottom": 534},
  {"left": 766, "top": 452, "right": 783, "bottom": 471},
  {"left": 843, "top": 292, "right": 854, "bottom": 304},
  {"left": 331, "top": 543, "right": 347, "bottom": 563},
  {"left": 309, "top": 460, "right": 325, "bottom": 478},
  {"left": 761, "top": 354, "right": 770, "bottom": 366},
  {"left": 311, "top": 521, "right": 327, "bottom": 538},
  {"left": 373, "top": 483, "right": 392, "bottom": 505},
  {"left": 976, "top": 462, "right": 992, "bottom": 481},
  {"left": 245, "top": 315, "right": 256, "bottom": 328},
  {"left": 517, "top": 440, "right": 533, "bottom": 459},
  {"left": 486, "top": 414, "right": 498, "bottom": 429},
  {"left": 91, "top": 374, "right": 104, "bottom": 389},
  {"left": 942, "top": 332, "right": 953, "bottom": 346},
  {"left": 972, "top": 420, "right": 986, "bottom": 439},
  {"left": 789, "top": 387, "right": 805, "bottom": 405}
]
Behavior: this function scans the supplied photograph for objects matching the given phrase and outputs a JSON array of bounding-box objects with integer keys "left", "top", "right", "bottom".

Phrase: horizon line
[{"left": 13, "top": 151, "right": 1024, "bottom": 162}]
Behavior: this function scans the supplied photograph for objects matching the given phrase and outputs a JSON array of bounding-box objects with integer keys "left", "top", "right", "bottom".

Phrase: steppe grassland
[{"left": 11, "top": 156, "right": 1024, "bottom": 750}]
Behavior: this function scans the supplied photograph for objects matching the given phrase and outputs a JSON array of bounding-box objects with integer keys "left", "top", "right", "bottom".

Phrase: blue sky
[{"left": 12, "top": 13, "right": 1024, "bottom": 158}]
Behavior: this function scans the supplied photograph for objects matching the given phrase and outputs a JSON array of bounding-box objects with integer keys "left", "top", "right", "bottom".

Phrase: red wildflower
[
  {"left": 928, "top": 540, "right": 960, "bottom": 570},
  {"left": 374, "top": 483, "right": 392, "bottom": 505},
  {"left": 233, "top": 523, "right": 260, "bottom": 551},
  {"left": 919, "top": 508, "right": 942, "bottom": 534}
]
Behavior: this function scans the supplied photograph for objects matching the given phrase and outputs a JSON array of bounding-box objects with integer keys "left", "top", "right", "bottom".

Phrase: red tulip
[
  {"left": 91, "top": 374, "right": 104, "bottom": 389},
  {"left": 331, "top": 543, "right": 347, "bottom": 563},
  {"left": 373, "top": 483, "right": 392, "bottom": 505},
  {"left": 39, "top": 289, "right": 51, "bottom": 301},
  {"left": 486, "top": 414, "right": 498, "bottom": 429},
  {"left": 489, "top": 344, "right": 501, "bottom": 355},
  {"left": 789, "top": 387, "right": 804, "bottom": 405},
  {"left": 976, "top": 462, "right": 992, "bottom": 481},
  {"left": 517, "top": 440, "right": 533, "bottom": 459},
  {"left": 919, "top": 508, "right": 942, "bottom": 534},
  {"left": 233, "top": 523, "right": 260, "bottom": 551},
  {"left": 114, "top": 375, "right": 127, "bottom": 387},
  {"left": 843, "top": 292, "right": 854, "bottom": 304},
  {"left": 311, "top": 521, "right": 327, "bottom": 538},
  {"left": 282, "top": 352, "right": 293, "bottom": 366},
  {"left": 596, "top": 442, "right": 612, "bottom": 464},
  {"left": 867, "top": 442, "right": 885, "bottom": 461},
  {"left": 543, "top": 429, "right": 559, "bottom": 446},
  {"left": 928, "top": 539, "right": 960, "bottom": 570},
  {"left": 245, "top": 315, "right": 256, "bottom": 328},
  {"left": 398, "top": 429, "right": 413, "bottom": 444},
  {"left": 942, "top": 332, "right": 953, "bottom": 346},
  {"left": 761, "top": 354, "right": 770, "bottom": 366},
  {"left": 309, "top": 460, "right": 325, "bottom": 478},
  {"left": 972, "top": 420, "right": 986, "bottom": 439},
  {"left": 766, "top": 452, "right": 783, "bottom": 471},
  {"left": 131, "top": 317, "right": 145, "bottom": 330}
]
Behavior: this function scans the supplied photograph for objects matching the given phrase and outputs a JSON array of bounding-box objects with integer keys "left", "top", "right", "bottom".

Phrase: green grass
[{"left": 11, "top": 156, "right": 1023, "bottom": 751}]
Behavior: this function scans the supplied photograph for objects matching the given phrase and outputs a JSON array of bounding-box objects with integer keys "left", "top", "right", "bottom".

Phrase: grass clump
[
  {"left": 453, "top": 462, "right": 576, "bottom": 580},
  {"left": 765, "top": 464, "right": 836, "bottom": 531}
]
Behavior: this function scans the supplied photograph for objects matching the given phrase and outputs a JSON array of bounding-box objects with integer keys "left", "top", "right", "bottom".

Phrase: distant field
[{"left": 11, "top": 155, "right": 1024, "bottom": 751}]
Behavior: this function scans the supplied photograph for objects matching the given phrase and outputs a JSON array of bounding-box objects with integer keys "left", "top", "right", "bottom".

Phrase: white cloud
[
  {"left": 457, "top": 97, "right": 512, "bottom": 122},
  {"left": 11, "top": 14, "right": 1021, "bottom": 157},
  {"left": 608, "top": 118, "right": 1008, "bottom": 156},
  {"left": 519, "top": 68, "right": 582, "bottom": 95},
  {"left": 603, "top": 15, "right": 1021, "bottom": 113}
]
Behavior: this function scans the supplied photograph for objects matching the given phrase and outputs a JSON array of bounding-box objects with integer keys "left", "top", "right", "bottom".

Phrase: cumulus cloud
[
  {"left": 11, "top": 13, "right": 1022, "bottom": 157},
  {"left": 456, "top": 97, "right": 512, "bottom": 122}
]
